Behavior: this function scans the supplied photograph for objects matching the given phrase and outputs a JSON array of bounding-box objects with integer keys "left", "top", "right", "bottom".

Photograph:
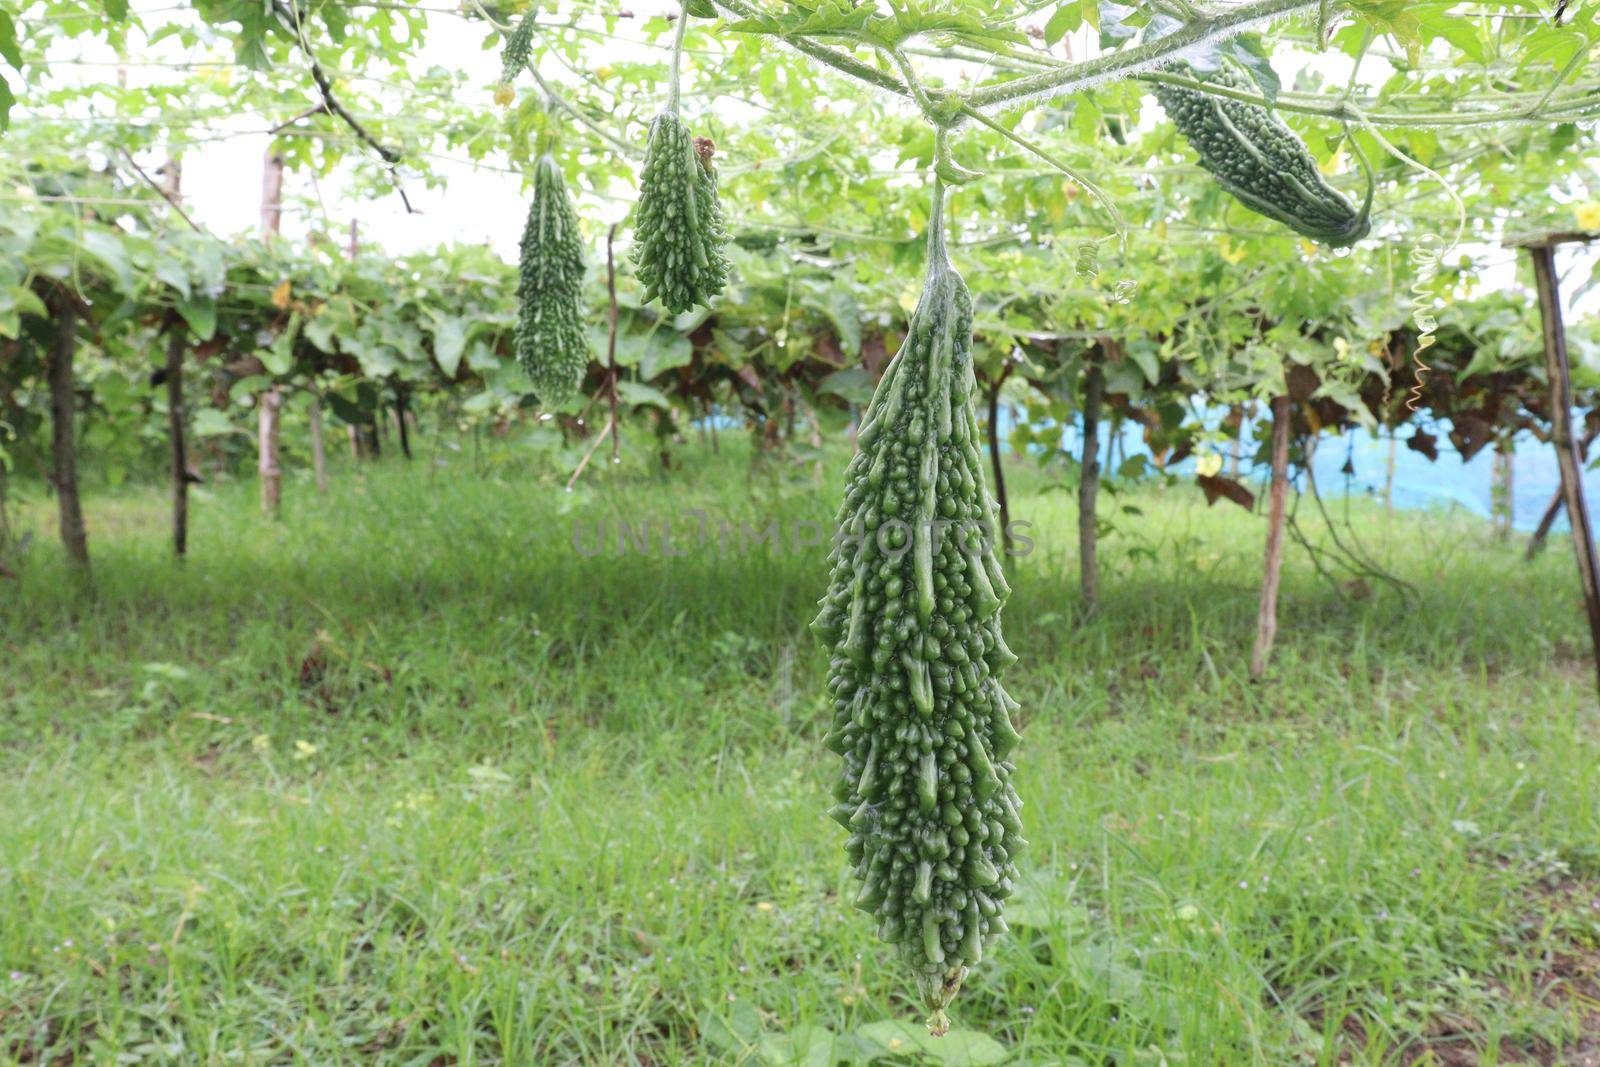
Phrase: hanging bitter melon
[
  {"left": 1154, "top": 63, "right": 1371, "bottom": 247},
  {"left": 515, "top": 153, "right": 589, "bottom": 405},
  {"left": 496, "top": 13, "right": 535, "bottom": 90},
  {"left": 632, "top": 110, "right": 730, "bottom": 314},
  {"left": 811, "top": 183, "right": 1026, "bottom": 1034}
]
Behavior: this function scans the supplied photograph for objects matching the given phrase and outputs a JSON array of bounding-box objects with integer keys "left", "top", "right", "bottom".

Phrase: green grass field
[{"left": 3, "top": 444, "right": 1598, "bottom": 1066}]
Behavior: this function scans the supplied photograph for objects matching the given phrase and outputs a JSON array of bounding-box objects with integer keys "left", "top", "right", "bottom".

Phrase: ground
[{"left": 2, "top": 443, "right": 1598, "bottom": 1066}]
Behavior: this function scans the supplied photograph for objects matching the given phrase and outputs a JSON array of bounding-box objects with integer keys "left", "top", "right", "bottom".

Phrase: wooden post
[
  {"left": 259, "top": 388, "right": 283, "bottom": 514},
  {"left": 47, "top": 294, "right": 89, "bottom": 570},
  {"left": 394, "top": 385, "right": 412, "bottom": 460},
  {"left": 1529, "top": 242, "right": 1600, "bottom": 698},
  {"left": 985, "top": 364, "right": 1014, "bottom": 555},
  {"left": 606, "top": 224, "right": 621, "bottom": 464},
  {"left": 1250, "top": 394, "right": 1292, "bottom": 678},
  {"left": 260, "top": 148, "right": 285, "bottom": 512},
  {"left": 1079, "top": 351, "right": 1105, "bottom": 609},
  {"left": 1528, "top": 429, "right": 1595, "bottom": 561},
  {"left": 1491, "top": 438, "right": 1513, "bottom": 541},
  {"left": 260, "top": 150, "right": 285, "bottom": 237},
  {"left": 309, "top": 393, "right": 329, "bottom": 493},
  {"left": 1384, "top": 430, "right": 1397, "bottom": 514},
  {"left": 166, "top": 324, "right": 189, "bottom": 557}
]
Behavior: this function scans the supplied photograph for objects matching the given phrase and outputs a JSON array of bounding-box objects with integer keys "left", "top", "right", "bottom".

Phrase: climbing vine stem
[{"left": 667, "top": 0, "right": 691, "bottom": 114}]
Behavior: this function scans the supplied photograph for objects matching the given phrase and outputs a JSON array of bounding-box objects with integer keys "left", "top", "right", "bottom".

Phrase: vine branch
[{"left": 271, "top": 0, "right": 417, "bottom": 213}]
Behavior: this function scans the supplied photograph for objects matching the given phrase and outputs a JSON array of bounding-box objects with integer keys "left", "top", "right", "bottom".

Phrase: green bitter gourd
[
  {"left": 494, "top": 13, "right": 536, "bottom": 105},
  {"left": 1154, "top": 63, "right": 1371, "bottom": 247},
  {"left": 632, "top": 110, "right": 730, "bottom": 314},
  {"left": 811, "top": 182, "right": 1025, "bottom": 1035},
  {"left": 515, "top": 153, "right": 589, "bottom": 405}
]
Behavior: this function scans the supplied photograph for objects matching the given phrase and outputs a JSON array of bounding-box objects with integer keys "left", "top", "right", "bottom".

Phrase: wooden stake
[
  {"left": 1527, "top": 428, "right": 1595, "bottom": 562},
  {"left": 259, "top": 148, "right": 286, "bottom": 513},
  {"left": 166, "top": 324, "right": 189, "bottom": 557},
  {"left": 260, "top": 151, "right": 285, "bottom": 237},
  {"left": 1529, "top": 243, "right": 1600, "bottom": 699},
  {"left": 606, "top": 224, "right": 621, "bottom": 464},
  {"left": 1079, "top": 353, "right": 1105, "bottom": 610},
  {"left": 1250, "top": 394, "right": 1291, "bottom": 679},
  {"left": 47, "top": 293, "right": 89, "bottom": 570},
  {"left": 394, "top": 385, "right": 412, "bottom": 461},
  {"left": 1491, "top": 439, "right": 1513, "bottom": 541},
  {"left": 259, "top": 387, "right": 283, "bottom": 515},
  {"left": 309, "top": 393, "right": 329, "bottom": 493},
  {"left": 1384, "top": 430, "right": 1397, "bottom": 514}
]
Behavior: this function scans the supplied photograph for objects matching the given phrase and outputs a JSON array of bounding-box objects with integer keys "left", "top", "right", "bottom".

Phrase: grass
[{"left": 2, "top": 439, "right": 1598, "bottom": 1066}]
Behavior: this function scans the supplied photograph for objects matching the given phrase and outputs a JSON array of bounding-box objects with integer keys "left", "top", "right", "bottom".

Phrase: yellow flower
[
  {"left": 1196, "top": 452, "right": 1223, "bottom": 478},
  {"left": 251, "top": 734, "right": 271, "bottom": 753},
  {"left": 493, "top": 82, "right": 516, "bottom": 107},
  {"left": 1576, "top": 201, "right": 1600, "bottom": 232},
  {"left": 293, "top": 739, "right": 317, "bottom": 760},
  {"left": 1219, "top": 239, "right": 1247, "bottom": 265}
]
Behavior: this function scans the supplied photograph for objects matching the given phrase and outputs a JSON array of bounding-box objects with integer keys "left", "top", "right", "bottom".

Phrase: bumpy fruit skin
[
  {"left": 515, "top": 154, "right": 589, "bottom": 405},
  {"left": 811, "top": 189, "right": 1025, "bottom": 1033},
  {"left": 498, "top": 13, "right": 535, "bottom": 88},
  {"left": 632, "top": 111, "right": 730, "bottom": 314},
  {"left": 1155, "top": 64, "right": 1371, "bottom": 247}
]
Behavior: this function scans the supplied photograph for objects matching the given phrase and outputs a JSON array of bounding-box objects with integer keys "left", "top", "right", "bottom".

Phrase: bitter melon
[
  {"left": 811, "top": 182, "right": 1025, "bottom": 1034},
  {"left": 1154, "top": 63, "right": 1371, "bottom": 247},
  {"left": 632, "top": 110, "right": 730, "bottom": 314},
  {"left": 515, "top": 153, "right": 589, "bottom": 405},
  {"left": 497, "top": 13, "right": 535, "bottom": 88}
]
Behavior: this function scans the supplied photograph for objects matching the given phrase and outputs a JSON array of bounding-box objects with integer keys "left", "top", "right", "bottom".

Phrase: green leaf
[
  {"left": 101, "top": 0, "right": 129, "bottom": 20},
  {"left": 757, "top": 1025, "right": 858, "bottom": 1067},
  {"left": 1043, "top": 3, "right": 1081, "bottom": 46},
  {"left": 617, "top": 380, "right": 671, "bottom": 409},
  {"left": 0, "top": 10, "right": 22, "bottom": 70},
  {"left": 640, "top": 332, "right": 693, "bottom": 380},
  {"left": 177, "top": 296, "right": 216, "bottom": 341},
  {"left": 699, "top": 1000, "right": 762, "bottom": 1056},
  {"left": 431, "top": 316, "right": 468, "bottom": 378},
  {"left": 154, "top": 259, "right": 191, "bottom": 299},
  {"left": 3, "top": 284, "right": 47, "bottom": 319},
  {"left": 855, "top": 1021, "right": 1009, "bottom": 1066},
  {"left": 0, "top": 76, "right": 12, "bottom": 133},
  {"left": 1125, "top": 339, "right": 1160, "bottom": 384},
  {"left": 191, "top": 408, "right": 241, "bottom": 437},
  {"left": 1223, "top": 36, "right": 1280, "bottom": 105},
  {"left": 79, "top": 229, "right": 134, "bottom": 293},
  {"left": 818, "top": 367, "right": 874, "bottom": 405}
]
